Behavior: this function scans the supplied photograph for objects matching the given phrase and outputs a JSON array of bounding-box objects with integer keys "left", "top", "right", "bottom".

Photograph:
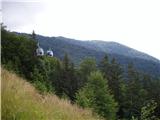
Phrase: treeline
[{"left": 1, "top": 25, "right": 160, "bottom": 120}]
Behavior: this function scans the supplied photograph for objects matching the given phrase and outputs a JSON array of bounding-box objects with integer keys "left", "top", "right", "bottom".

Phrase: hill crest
[{"left": 15, "top": 32, "right": 160, "bottom": 77}]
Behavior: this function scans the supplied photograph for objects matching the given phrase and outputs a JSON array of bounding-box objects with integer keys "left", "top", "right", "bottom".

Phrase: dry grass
[{"left": 1, "top": 68, "right": 103, "bottom": 120}]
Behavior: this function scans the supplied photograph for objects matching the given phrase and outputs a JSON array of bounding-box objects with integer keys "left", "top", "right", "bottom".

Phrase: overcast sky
[{"left": 2, "top": 0, "right": 160, "bottom": 60}]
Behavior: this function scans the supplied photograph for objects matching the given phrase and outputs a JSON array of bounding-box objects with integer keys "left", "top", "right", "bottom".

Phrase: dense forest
[
  {"left": 17, "top": 32, "right": 160, "bottom": 77},
  {"left": 1, "top": 24, "right": 160, "bottom": 120}
]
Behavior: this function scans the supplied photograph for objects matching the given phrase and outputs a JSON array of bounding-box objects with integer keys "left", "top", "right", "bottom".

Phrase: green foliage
[
  {"left": 31, "top": 67, "right": 53, "bottom": 93},
  {"left": 100, "top": 55, "right": 124, "bottom": 101},
  {"left": 79, "top": 57, "right": 97, "bottom": 77},
  {"left": 76, "top": 71, "right": 118, "bottom": 120},
  {"left": 100, "top": 55, "right": 125, "bottom": 118},
  {"left": 1, "top": 27, "right": 37, "bottom": 79},
  {"left": 141, "top": 101, "right": 160, "bottom": 120},
  {"left": 76, "top": 87, "right": 94, "bottom": 108},
  {"left": 1, "top": 26, "right": 160, "bottom": 119},
  {"left": 78, "top": 57, "right": 97, "bottom": 87},
  {"left": 33, "top": 80, "right": 48, "bottom": 93},
  {"left": 61, "top": 53, "right": 78, "bottom": 100},
  {"left": 132, "top": 100, "right": 160, "bottom": 120},
  {"left": 2, "top": 69, "right": 102, "bottom": 120},
  {"left": 123, "top": 63, "right": 147, "bottom": 117},
  {"left": 31, "top": 67, "right": 44, "bottom": 82},
  {"left": 31, "top": 57, "right": 62, "bottom": 93}
]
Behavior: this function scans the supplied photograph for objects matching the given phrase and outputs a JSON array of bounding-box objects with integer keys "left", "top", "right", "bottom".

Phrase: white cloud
[{"left": 2, "top": 0, "right": 160, "bottom": 59}]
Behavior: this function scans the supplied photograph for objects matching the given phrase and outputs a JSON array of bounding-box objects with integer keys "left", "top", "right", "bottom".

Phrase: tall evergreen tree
[
  {"left": 109, "top": 58, "right": 124, "bottom": 101},
  {"left": 76, "top": 71, "right": 118, "bottom": 120},
  {"left": 61, "top": 53, "right": 78, "bottom": 100},
  {"left": 32, "top": 30, "right": 36, "bottom": 40},
  {"left": 99, "top": 55, "right": 126, "bottom": 118},
  {"left": 79, "top": 57, "right": 97, "bottom": 87},
  {"left": 99, "top": 55, "right": 124, "bottom": 102},
  {"left": 124, "top": 63, "right": 145, "bottom": 118},
  {"left": 99, "top": 55, "right": 110, "bottom": 78}
]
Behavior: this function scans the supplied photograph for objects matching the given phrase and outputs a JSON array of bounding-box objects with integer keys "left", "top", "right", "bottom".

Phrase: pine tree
[
  {"left": 79, "top": 57, "right": 97, "bottom": 87},
  {"left": 124, "top": 63, "right": 144, "bottom": 118},
  {"left": 76, "top": 71, "right": 118, "bottom": 120},
  {"left": 61, "top": 53, "right": 78, "bottom": 100},
  {"left": 99, "top": 56, "right": 124, "bottom": 103},
  {"left": 32, "top": 30, "right": 36, "bottom": 40},
  {"left": 99, "top": 55, "right": 110, "bottom": 78},
  {"left": 109, "top": 58, "right": 124, "bottom": 101},
  {"left": 99, "top": 55, "right": 126, "bottom": 118}
]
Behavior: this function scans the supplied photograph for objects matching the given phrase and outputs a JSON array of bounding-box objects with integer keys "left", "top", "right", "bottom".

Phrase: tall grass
[{"left": 1, "top": 68, "right": 103, "bottom": 120}]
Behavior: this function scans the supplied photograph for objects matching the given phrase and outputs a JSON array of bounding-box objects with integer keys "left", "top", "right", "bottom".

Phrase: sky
[{"left": 2, "top": 0, "right": 160, "bottom": 60}]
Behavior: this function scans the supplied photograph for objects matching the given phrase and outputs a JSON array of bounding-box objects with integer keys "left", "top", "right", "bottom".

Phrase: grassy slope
[{"left": 2, "top": 68, "right": 102, "bottom": 120}]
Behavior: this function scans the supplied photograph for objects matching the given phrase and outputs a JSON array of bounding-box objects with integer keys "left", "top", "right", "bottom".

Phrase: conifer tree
[
  {"left": 124, "top": 63, "right": 144, "bottom": 118},
  {"left": 99, "top": 55, "right": 124, "bottom": 102},
  {"left": 32, "top": 30, "right": 36, "bottom": 40},
  {"left": 79, "top": 57, "right": 97, "bottom": 87},
  {"left": 61, "top": 53, "right": 78, "bottom": 100},
  {"left": 76, "top": 71, "right": 118, "bottom": 120}
]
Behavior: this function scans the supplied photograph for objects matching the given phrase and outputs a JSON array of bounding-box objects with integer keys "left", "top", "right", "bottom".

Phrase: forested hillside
[
  {"left": 2, "top": 26, "right": 160, "bottom": 120},
  {"left": 16, "top": 33, "right": 160, "bottom": 77}
]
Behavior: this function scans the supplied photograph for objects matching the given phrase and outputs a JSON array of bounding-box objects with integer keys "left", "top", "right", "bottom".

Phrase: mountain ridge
[
  {"left": 15, "top": 32, "right": 160, "bottom": 62},
  {"left": 52, "top": 36, "right": 160, "bottom": 63},
  {"left": 15, "top": 32, "right": 160, "bottom": 77}
]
